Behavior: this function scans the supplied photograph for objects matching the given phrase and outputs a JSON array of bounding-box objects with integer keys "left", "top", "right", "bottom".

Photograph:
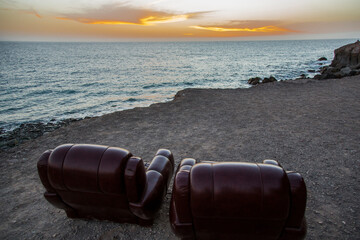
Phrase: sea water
[{"left": 0, "top": 39, "right": 355, "bottom": 130}]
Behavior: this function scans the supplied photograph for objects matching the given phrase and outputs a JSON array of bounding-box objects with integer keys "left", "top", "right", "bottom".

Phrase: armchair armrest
[
  {"left": 129, "top": 170, "right": 165, "bottom": 220},
  {"left": 126, "top": 150, "right": 174, "bottom": 221},
  {"left": 169, "top": 159, "right": 195, "bottom": 239},
  {"left": 125, "top": 157, "right": 147, "bottom": 203},
  {"left": 147, "top": 149, "right": 174, "bottom": 189},
  {"left": 37, "top": 150, "right": 55, "bottom": 192},
  {"left": 281, "top": 171, "right": 307, "bottom": 240},
  {"left": 155, "top": 149, "right": 174, "bottom": 168},
  {"left": 38, "top": 149, "right": 76, "bottom": 217},
  {"left": 180, "top": 158, "right": 197, "bottom": 167},
  {"left": 286, "top": 172, "right": 307, "bottom": 227},
  {"left": 263, "top": 159, "right": 283, "bottom": 168}
]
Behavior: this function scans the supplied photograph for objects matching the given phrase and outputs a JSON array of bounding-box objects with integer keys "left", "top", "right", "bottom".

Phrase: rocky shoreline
[
  {"left": 247, "top": 40, "right": 360, "bottom": 86},
  {"left": 1, "top": 41, "right": 359, "bottom": 152},
  {"left": 315, "top": 40, "right": 360, "bottom": 80},
  {"left": 0, "top": 118, "right": 80, "bottom": 151}
]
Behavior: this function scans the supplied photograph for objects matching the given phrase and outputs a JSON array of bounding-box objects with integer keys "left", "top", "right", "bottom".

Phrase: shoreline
[
  {"left": 3, "top": 39, "right": 352, "bottom": 148},
  {"left": 0, "top": 75, "right": 359, "bottom": 239},
  {"left": 0, "top": 76, "right": 322, "bottom": 151}
]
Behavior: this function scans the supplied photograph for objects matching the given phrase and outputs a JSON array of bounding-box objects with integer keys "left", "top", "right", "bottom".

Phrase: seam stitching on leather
[
  {"left": 97, "top": 146, "right": 109, "bottom": 193},
  {"left": 257, "top": 164, "right": 264, "bottom": 217},
  {"left": 61, "top": 144, "right": 74, "bottom": 191}
]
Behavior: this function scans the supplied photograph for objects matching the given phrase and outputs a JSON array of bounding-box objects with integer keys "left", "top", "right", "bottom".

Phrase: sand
[{"left": 0, "top": 76, "right": 359, "bottom": 239}]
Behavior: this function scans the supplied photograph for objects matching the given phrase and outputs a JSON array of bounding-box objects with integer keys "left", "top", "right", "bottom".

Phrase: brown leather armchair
[
  {"left": 37, "top": 144, "right": 174, "bottom": 225},
  {"left": 170, "top": 159, "right": 307, "bottom": 239}
]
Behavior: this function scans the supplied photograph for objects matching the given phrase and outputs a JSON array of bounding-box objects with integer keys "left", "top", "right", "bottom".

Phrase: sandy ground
[{"left": 0, "top": 76, "right": 359, "bottom": 240}]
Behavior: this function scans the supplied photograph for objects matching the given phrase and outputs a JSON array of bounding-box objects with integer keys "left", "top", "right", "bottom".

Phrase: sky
[{"left": 0, "top": 0, "right": 359, "bottom": 41}]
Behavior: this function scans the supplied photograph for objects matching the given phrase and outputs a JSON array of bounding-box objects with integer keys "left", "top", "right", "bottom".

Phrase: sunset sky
[{"left": 0, "top": 0, "right": 359, "bottom": 41}]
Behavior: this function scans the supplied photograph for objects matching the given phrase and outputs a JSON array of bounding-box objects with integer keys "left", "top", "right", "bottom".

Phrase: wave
[
  {"left": 26, "top": 89, "right": 53, "bottom": 96},
  {"left": 143, "top": 82, "right": 171, "bottom": 89},
  {"left": 125, "top": 98, "right": 140, "bottom": 102},
  {"left": 58, "top": 89, "right": 77, "bottom": 95},
  {"left": 70, "top": 70, "right": 83, "bottom": 75}
]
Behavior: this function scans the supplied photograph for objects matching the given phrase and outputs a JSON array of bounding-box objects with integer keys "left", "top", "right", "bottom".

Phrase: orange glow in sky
[
  {"left": 190, "top": 25, "right": 293, "bottom": 33},
  {"left": 57, "top": 14, "right": 190, "bottom": 26},
  {"left": 0, "top": 0, "right": 359, "bottom": 41},
  {"left": 140, "top": 15, "right": 189, "bottom": 25}
]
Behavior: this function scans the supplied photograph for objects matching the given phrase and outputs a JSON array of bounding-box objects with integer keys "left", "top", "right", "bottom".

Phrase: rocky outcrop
[
  {"left": 331, "top": 40, "right": 360, "bottom": 68},
  {"left": 0, "top": 118, "right": 80, "bottom": 150},
  {"left": 248, "top": 77, "right": 261, "bottom": 85},
  {"left": 315, "top": 40, "right": 360, "bottom": 80},
  {"left": 262, "top": 76, "right": 277, "bottom": 84},
  {"left": 248, "top": 76, "right": 277, "bottom": 85}
]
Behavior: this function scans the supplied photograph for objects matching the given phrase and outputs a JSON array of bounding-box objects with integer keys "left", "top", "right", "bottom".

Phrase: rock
[
  {"left": 248, "top": 77, "right": 261, "bottom": 85},
  {"left": 318, "top": 57, "right": 327, "bottom": 61},
  {"left": 331, "top": 40, "right": 360, "bottom": 69},
  {"left": 269, "top": 76, "right": 277, "bottom": 82},
  {"left": 262, "top": 77, "right": 270, "bottom": 83},
  {"left": 262, "top": 76, "right": 277, "bottom": 84},
  {"left": 248, "top": 76, "right": 277, "bottom": 85},
  {"left": 353, "top": 63, "right": 360, "bottom": 69},
  {"left": 351, "top": 69, "right": 360, "bottom": 76},
  {"left": 315, "top": 41, "right": 360, "bottom": 80},
  {"left": 308, "top": 69, "right": 316, "bottom": 73},
  {"left": 314, "top": 74, "right": 321, "bottom": 80},
  {"left": 333, "top": 72, "right": 343, "bottom": 79},
  {"left": 340, "top": 67, "right": 352, "bottom": 76},
  {"left": 6, "top": 139, "right": 17, "bottom": 147},
  {"left": 0, "top": 118, "right": 81, "bottom": 151}
]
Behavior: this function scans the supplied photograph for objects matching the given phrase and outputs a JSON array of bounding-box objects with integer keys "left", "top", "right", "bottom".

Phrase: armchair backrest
[
  {"left": 38, "top": 144, "right": 173, "bottom": 225},
  {"left": 170, "top": 159, "right": 307, "bottom": 240},
  {"left": 191, "top": 162, "right": 290, "bottom": 239},
  {"left": 46, "top": 144, "right": 133, "bottom": 194}
]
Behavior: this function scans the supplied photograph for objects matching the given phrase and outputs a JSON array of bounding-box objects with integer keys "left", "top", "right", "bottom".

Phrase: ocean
[{"left": 0, "top": 39, "right": 355, "bottom": 131}]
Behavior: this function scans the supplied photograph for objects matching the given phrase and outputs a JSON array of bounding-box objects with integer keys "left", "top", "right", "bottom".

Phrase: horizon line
[{"left": 0, "top": 36, "right": 358, "bottom": 44}]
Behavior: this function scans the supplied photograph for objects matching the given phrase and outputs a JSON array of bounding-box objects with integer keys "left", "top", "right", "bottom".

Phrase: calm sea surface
[{"left": 0, "top": 39, "right": 355, "bottom": 130}]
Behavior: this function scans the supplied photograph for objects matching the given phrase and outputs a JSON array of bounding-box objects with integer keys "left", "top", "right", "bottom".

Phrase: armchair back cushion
[{"left": 190, "top": 162, "right": 290, "bottom": 239}]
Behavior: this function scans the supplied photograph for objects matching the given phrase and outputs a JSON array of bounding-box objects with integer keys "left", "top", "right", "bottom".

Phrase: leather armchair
[
  {"left": 170, "top": 159, "right": 306, "bottom": 239},
  {"left": 37, "top": 144, "right": 174, "bottom": 225}
]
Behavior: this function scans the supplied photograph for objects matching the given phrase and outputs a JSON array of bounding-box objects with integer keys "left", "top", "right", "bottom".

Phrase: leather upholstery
[
  {"left": 37, "top": 144, "right": 173, "bottom": 225},
  {"left": 170, "top": 159, "right": 307, "bottom": 239}
]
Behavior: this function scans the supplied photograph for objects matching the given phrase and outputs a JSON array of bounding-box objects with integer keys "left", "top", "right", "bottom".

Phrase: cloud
[
  {"left": 190, "top": 20, "right": 296, "bottom": 34},
  {"left": 190, "top": 25, "right": 290, "bottom": 33},
  {"left": 23, "top": 8, "right": 42, "bottom": 18},
  {"left": 56, "top": 3, "right": 208, "bottom": 26},
  {"left": 0, "top": 7, "right": 42, "bottom": 18},
  {"left": 150, "top": 0, "right": 168, "bottom": 5}
]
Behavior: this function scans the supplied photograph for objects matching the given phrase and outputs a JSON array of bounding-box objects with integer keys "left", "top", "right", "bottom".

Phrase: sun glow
[
  {"left": 1, "top": 0, "right": 359, "bottom": 41},
  {"left": 190, "top": 25, "right": 293, "bottom": 33},
  {"left": 141, "top": 15, "right": 189, "bottom": 25},
  {"left": 56, "top": 14, "right": 190, "bottom": 26}
]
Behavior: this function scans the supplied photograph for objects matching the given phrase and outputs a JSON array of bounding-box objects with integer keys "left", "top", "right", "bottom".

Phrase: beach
[{"left": 0, "top": 75, "right": 359, "bottom": 239}]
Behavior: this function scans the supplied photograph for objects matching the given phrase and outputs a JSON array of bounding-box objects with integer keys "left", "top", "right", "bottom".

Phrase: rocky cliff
[{"left": 315, "top": 40, "right": 360, "bottom": 79}]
